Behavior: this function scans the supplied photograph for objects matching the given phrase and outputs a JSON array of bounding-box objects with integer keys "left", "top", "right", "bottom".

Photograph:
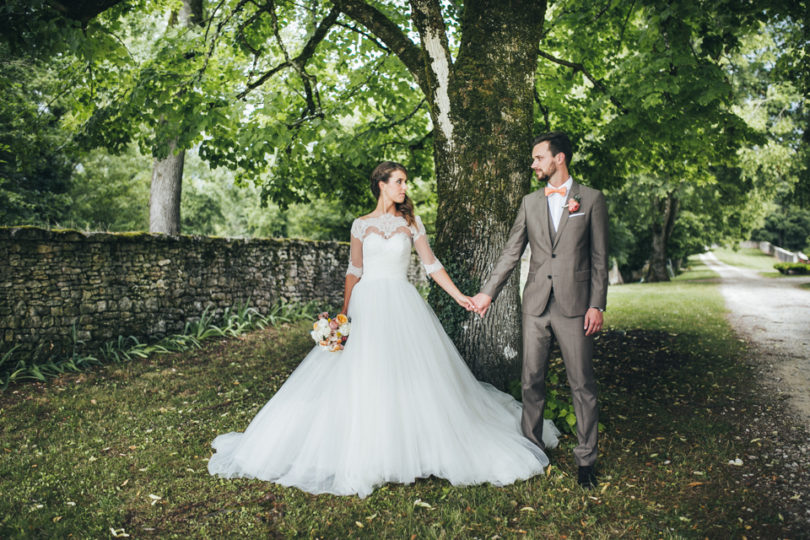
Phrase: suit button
[
  {"left": 547, "top": 275, "right": 552, "bottom": 279},
  {"left": 551, "top": 254, "right": 556, "bottom": 258}
]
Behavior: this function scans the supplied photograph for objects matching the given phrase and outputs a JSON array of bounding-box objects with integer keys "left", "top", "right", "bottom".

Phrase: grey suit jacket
[{"left": 481, "top": 181, "right": 609, "bottom": 318}]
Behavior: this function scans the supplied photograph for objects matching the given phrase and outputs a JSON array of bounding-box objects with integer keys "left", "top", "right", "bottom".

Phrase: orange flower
[{"left": 336, "top": 313, "right": 348, "bottom": 325}]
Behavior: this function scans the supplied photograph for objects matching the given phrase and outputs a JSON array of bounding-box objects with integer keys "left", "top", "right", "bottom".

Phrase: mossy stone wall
[{"left": 0, "top": 227, "right": 426, "bottom": 360}]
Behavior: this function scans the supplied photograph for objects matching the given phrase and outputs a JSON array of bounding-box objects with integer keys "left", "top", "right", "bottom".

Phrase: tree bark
[
  {"left": 417, "top": 0, "right": 546, "bottom": 388},
  {"left": 645, "top": 191, "right": 679, "bottom": 282},
  {"left": 148, "top": 0, "right": 202, "bottom": 235},
  {"left": 149, "top": 139, "right": 184, "bottom": 235}
]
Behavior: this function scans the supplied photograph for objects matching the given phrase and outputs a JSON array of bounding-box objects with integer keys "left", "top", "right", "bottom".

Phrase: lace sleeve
[
  {"left": 346, "top": 220, "right": 363, "bottom": 278},
  {"left": 412, "top": 216, "right": 443, "bottom": 278}
]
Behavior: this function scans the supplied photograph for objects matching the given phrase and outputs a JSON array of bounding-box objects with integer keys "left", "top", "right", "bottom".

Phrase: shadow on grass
[{"left": 1, "top": 321, "right": 807, "bottom": 538}]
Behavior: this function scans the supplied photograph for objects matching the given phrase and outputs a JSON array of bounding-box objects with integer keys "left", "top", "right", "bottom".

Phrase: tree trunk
[
  {"left": 645, "top": 191, "right": 679, "bottom": 282},
  {"left": 148, "top": 0, "right": 202, "bottom": 234},
  {"left": 149, "top": 139, "right": 184, "bottom": 235},
  {"left": 413, "top": 0, "right": 547, "bottom": 388}
]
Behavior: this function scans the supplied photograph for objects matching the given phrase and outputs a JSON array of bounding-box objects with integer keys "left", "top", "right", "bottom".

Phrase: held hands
[
  {"left": 454, "top": 293, "right": 491, "bottom": 316},
  {"left": 470, "top": 293, "right": 492, "bottom": 317},
  {"left": 454, "top": 294, "right": 477, "bottom": 312}
]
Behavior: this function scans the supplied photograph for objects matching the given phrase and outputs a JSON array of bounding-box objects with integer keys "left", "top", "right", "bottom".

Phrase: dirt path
[{"left": 700, "top": 252, "right": 810, "bottom": 430}]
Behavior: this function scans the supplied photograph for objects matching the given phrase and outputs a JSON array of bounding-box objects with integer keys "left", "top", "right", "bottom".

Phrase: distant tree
[
  {"left": 751, "top": 206, "right": 810, "bottom": 252},
  {"left": 149, "top": 0, "right": 204, "bottom": 235},
  {"left": 65, "top": 145, "right": 150, "bottom": 231},
  {"left": 0, "top": 48, "right": 75, "bottom": 226}
]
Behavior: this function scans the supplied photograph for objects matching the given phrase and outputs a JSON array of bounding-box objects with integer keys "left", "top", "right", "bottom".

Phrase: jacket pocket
[{"left": 575, "top": 269, "right": 590, "bottom": 282}]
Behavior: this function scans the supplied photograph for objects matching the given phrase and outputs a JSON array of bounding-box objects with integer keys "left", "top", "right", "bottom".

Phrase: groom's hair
[{"left": 532, "top": 132, "right": 573, "bottom": 167}]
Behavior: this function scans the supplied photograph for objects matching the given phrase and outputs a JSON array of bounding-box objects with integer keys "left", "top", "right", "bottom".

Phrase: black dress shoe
[{"left": 577, "top": 466, "right": 598, "bottom": 489}]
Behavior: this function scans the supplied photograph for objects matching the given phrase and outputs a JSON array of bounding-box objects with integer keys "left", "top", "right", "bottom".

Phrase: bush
[{"left": 774, "top": 262, "right": 810, "bottom": 275}]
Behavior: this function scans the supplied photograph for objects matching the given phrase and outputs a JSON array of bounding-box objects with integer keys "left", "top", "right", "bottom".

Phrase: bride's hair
[{"left": 370, "top": 161, "right": 416, "bottom": 227}]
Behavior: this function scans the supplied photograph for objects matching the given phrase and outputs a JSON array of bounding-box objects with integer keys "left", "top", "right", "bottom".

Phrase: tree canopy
[{"left": 1, "top": 0, "right": 807, "bottom": 382}]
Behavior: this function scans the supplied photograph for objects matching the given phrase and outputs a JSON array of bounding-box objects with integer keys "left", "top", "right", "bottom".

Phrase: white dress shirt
[{"left": 547, "top": 176, "right": 573, "bottom": 232}]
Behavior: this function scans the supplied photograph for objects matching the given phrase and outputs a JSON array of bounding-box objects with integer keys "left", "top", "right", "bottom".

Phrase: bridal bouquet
[{"left": 311, "top": 312, "right": 351, "bottom": 352}]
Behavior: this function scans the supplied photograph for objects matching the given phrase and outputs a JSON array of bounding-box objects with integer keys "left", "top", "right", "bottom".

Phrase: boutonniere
[{"left": 564, "top": 194, "right": 581, "bottom": 212}]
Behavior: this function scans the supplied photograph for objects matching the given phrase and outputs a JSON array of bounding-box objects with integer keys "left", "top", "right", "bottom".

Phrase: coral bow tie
[{"left": 544, "top": 186, "right": 567, "bottom": 197}]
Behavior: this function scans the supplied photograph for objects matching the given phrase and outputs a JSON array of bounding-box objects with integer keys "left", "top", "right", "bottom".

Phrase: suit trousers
[{"left": 521, "top": 293, "right": 598, "bottom": 466}]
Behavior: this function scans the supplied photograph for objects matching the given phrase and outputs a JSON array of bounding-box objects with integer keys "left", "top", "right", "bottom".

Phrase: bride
[{"left": 207, "top": 161, "right": 559, "bottom": 498}]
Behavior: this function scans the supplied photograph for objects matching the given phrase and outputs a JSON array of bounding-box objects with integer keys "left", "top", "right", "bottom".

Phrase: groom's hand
[
  {"left": 470, "top": 293, "right": 492, "bottom": 317},
  {"left": 584, "top": 308, "right": 603, "bottom": 336}
]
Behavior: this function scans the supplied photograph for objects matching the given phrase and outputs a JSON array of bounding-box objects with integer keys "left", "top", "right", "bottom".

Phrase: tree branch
[
  {"left": 408, "top": 129, "right": 432, "bottom": 151},
  {"left": 236, "top": 4, "right": 340, "bottom": 101},
  {"left": 47, "top": 0, "right": 125, "bottom": 26},
  {"left": 335, "top": 21, "right": 390, "bottom": 53},
  {"left": 268, "top": 0, "right": 319, "bottom": 113},
  {"left": 408, "top": 0, "right": 453, "bottom": 71},
  {"left": 237, "top": 62, "right": 290, "bottom": 99},
  {"left": 332, "top": 0, "right": 429, "bottom": 96},
  {"left": 534, "top": 88, "right": 551, "bottom": 131},
  {"left": 357, "top": 98, "right": 427, "bottom": 138},
  {"left": 234, "top": 0, "right": 270, "bottom": 56},
  {"left": 537, "top": 49, "right": 628, "bottom": 114},
  {"left": 592, "top": 0, "right": 613, "bottom": 24},
  {"left": 195, "top": 0, "right": 251, "bottom": 87},
  {"left": 617, "top": 0, "right": 637, "bottom": 52}
]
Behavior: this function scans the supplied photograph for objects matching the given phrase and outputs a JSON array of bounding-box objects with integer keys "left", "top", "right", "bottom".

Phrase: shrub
[{"left": 774, "top": 262, "right": 810, "bottom": 275}]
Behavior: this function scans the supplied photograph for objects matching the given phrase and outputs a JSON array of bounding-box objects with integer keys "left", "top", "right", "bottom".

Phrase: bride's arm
[
  {"left": 428, "top": 268, "right": 476, "bottom": 311},
  {"left": 341, "top": 274, "right": 360, "bottom": 315},
  {"left": 412, "top": 216, "right": 475, "bottom": 311},
  {"left": 342, "top": 224, "right": 363, "bottom": 315}
]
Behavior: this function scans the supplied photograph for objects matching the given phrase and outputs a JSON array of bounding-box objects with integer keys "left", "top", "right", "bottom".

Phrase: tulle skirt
[{"left": 207, "top": 276, "right": 558, "bottom": 498}]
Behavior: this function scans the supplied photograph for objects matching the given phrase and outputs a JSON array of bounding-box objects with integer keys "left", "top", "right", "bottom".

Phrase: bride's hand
[{"left": 455, "top": 294, "right": 476, "bottom": 312}]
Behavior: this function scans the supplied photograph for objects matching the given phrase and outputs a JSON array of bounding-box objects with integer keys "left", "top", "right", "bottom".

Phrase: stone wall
[{"left": 0, "top": 227, "right": 427, "bottom": 360}]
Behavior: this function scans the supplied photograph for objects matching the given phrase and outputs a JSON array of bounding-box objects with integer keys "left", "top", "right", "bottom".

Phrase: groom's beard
[{"left": 535, "top": 162, "right": 557, "bottom": 185}]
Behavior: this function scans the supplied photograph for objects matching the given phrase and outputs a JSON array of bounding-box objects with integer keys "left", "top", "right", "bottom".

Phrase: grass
[
  {"left": 0, "top": 300, "right": 321, "bottom": 388},
  {"left": 711, "top": 246, "right": 778, "bottom": 273},
  {"left": 0, "top": 261, "right": 802, "bottom": 538}
]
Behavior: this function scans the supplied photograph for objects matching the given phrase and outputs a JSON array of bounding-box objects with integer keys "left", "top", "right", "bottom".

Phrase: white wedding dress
[{"left": 207, "top": 213, "right": 559, "bottom": 498}]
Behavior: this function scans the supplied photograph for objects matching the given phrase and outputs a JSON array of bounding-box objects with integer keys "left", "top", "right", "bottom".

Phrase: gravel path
[{"left": 700, "top": 252, "right": 810, "bottom": 430}]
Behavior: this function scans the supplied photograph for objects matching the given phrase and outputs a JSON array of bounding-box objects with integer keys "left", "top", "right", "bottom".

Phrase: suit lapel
[
  {"left": 552, "top": 181, "right": 579, "bottom": 249},
  {"left": 537, "top": 190, "right": 553, "bottom": 251}
]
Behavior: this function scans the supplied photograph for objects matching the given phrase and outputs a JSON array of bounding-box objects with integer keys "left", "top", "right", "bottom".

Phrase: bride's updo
[{"left": 370, "top": 161, "right": 416, "bottom": 227}]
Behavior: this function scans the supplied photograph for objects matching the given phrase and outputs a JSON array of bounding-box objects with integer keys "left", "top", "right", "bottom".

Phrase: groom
[{"left": 471, "top": 131, "right": 608, "bottom": 489}]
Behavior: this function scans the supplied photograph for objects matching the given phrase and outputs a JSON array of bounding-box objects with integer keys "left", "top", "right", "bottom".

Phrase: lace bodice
[{"left": 346, "top": 214, "right": 443, "bottom": 279}]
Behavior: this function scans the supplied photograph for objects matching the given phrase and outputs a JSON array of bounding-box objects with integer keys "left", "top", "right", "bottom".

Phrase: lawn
[
  {"left": 1, "top": 262, "right": 804, "bottom": 538},
  {"left": 711, "top": 246, "right": 779, "bottom": 273}
]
